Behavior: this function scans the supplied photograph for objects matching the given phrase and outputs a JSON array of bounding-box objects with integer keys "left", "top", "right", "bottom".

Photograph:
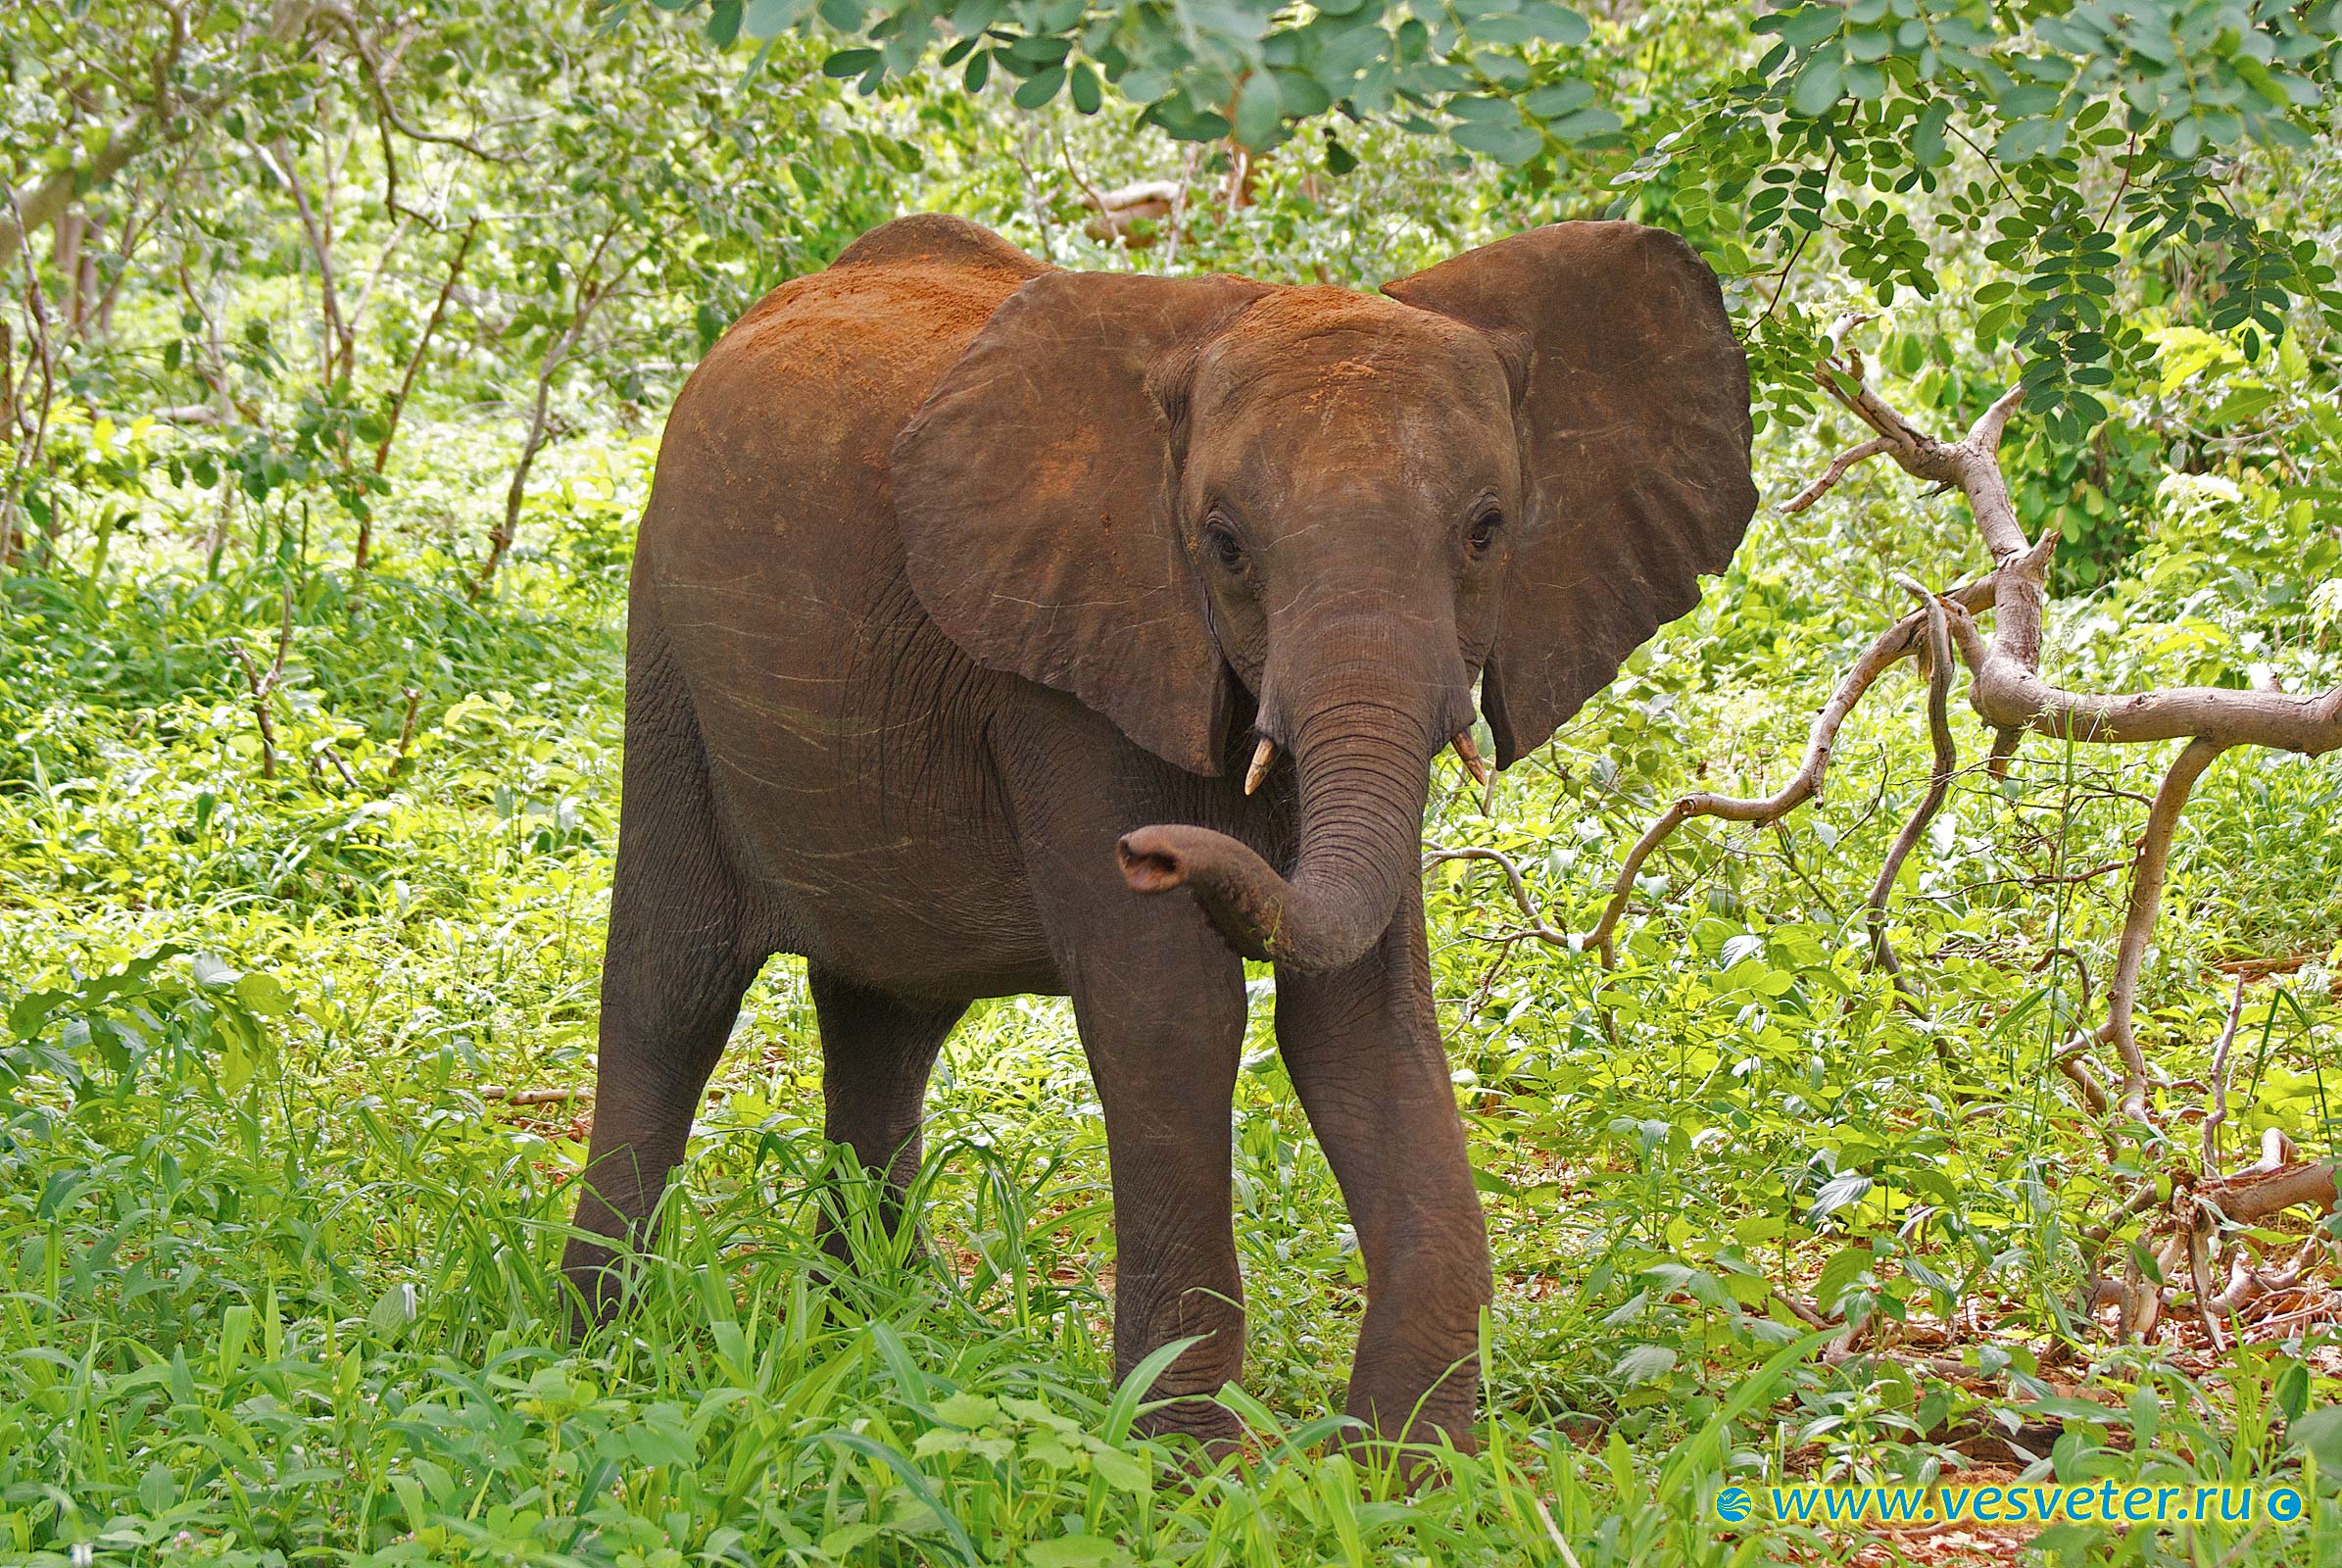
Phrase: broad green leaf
[
  {"left": 743, "top": 0, "right": 815, "bottom": 31},
  {"left": 1233, "top": 71, "right": 1282, "bottom": 147},
  {"left": 2291, "top": 1404, "right": 2342, "bottom": 1475},
  {"left": 1913, "top": 97, "right": 1951, "bottom": 166},
  {"left": 1788, "top": 43, "right": 1844, "bottom": 118},
  {"left": 1521, "top": 78, "right": 1592, "bottom": 120},
  {"left": 1612, "top": 1345, "right": 1678, "bottom": 1384},
  {"left": 822, "top": 47, "right": 881, "bottom": 78},
  {"left": 234, "top": 972, "right": 291, "bottom": 1016},
  {"left": 1012, "top": 66, "right": 1066, "bottom": 108},
  {"left": 1449, "top": 116, "right": 1542, "bottom": 166}
]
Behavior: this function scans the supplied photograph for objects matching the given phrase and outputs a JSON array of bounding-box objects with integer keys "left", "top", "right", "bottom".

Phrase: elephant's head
[{"left": 893, "top": 222, "right": 1756, "bottom": 973}]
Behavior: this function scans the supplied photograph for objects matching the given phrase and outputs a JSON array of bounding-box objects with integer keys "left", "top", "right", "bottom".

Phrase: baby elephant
[{"left": 562, "top": 215, "right": 1755, "bottom": 1451}]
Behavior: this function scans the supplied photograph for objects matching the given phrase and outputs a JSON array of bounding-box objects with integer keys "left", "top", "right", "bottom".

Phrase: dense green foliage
[
  {"left": 617, "top": 0, "right": 2342, "bottom": 446},
  {"left": 6, "top": 0, "right": 2342, "bottom": 1563}
]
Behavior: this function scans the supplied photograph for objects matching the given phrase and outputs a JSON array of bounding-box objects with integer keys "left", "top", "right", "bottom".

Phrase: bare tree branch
[
  {"left": 1781, "top": 434, "right": 1894, "bottom": 515},
  {"left": 1864, "top": 575, "right": 1960, "bottom": 980},
  {"left": 1422, "top": 845, "right": 1574, "bottom": 950},
  {"left": 2094, "top": 736, "right": 2230, "bottom": 1122},
  {"left": 2202, "top": 974, "right": 2249, "bottom": 1179},
  {"left": 1581, "top": 569, "right": 1998, "bottom": 963}
]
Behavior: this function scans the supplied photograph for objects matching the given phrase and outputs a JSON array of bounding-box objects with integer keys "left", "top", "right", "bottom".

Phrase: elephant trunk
[{"left": 1117, "top": 613, "right": 1469, "bottom": 974}]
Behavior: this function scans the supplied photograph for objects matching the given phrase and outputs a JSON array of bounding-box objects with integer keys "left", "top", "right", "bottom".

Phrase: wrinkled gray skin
[{"left": 561, "top": 215, "right": 1756, "bottom": 1452}]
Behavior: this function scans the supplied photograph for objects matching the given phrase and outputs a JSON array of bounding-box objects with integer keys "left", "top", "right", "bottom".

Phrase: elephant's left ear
[
  {"left": 893, "top": 270, "right": 1271, "bottom": 776},
  {"left": 1384, "top": 222, "right": 1758, "bottom": 767}
]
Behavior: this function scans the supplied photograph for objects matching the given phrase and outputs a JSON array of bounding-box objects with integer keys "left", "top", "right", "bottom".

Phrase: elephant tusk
[
  {"left": 1244, "top": 736, "right": 1277, "bottom": 796},
  {"left": 1450, "top": 730, "right": 1491, "bottom": 789}
]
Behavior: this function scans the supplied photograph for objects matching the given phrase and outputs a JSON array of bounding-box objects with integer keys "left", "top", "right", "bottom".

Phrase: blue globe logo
[{"left": 1715, "top": 1487, "right": 1754, "bottom": 1523}]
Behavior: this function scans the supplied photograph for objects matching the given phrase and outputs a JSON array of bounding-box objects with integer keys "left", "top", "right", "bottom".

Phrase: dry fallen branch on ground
[{"left": 480, "top": 1084, "right": 593, "bottom": 1106}]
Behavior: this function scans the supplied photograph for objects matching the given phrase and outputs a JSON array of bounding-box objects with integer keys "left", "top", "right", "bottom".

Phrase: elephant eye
[
  {"left": 1204, "top": 523, "right": 1245, "bottom": 572},
  {"left": 1467, "top": 510, "right": 1503, "bottom": 557}
]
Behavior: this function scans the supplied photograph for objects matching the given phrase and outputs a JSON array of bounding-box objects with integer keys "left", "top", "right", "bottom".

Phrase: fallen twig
[{"left": 481, "top": 1084, "right": 592, "bottom": 1106}]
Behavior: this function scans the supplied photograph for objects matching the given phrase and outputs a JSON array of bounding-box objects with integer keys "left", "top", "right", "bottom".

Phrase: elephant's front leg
[
  {"left": 1275, "top": 885, "right": 1491, "bottom": 1451},
  {"left": 1044, "top": 872, "right": 1249, "bottom": 1448}
]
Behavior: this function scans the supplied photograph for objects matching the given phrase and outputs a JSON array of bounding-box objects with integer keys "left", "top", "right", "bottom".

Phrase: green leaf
[
  {"left": 1449, "top": 116, "right": 1542, "bottom": 166},
  {"left": 1816, "top": 1246, "right": 1874, "bottom": 1314},
  {"left": 1068, "top": 63, "right": 1101, "bottom": 114},
  {"left": 1232, "top": 72, "right": 1282, "bottom": 147},
  {"left": 1102, "top": 1335, "right": 1203, "bottom": 1446},
  {"left": 1993, "top": 116, "right": 2063, "bottom": 164},
  {"left": 1788, "top": 42, "right": 1844, "bottom": 119},
  {"left": 1521, "top": 78, "right": 1592, "bottom": 120},
  {"left": 1754, "top": 4, "right": 1839, "bottom": 50},
  {"left": 1545, "top": 106, "right": 1620, "bottom": 140},
  {"left": 821, "top": 47, "right": 881, "bottom": 78},
  {"left": 2275, "top": 1360, "right": 2311, "bottom": 1421},
  {"left": 2290, "top": 1404, "right": 2342, "bottom": 1474},
  {"left": 804, "top": 1432, "right": 980, "bottom": 1568},
  {"left": 1011, "top": 66, "right": 1066, "bottom": 108},
  {"left": 742, "top": 0, "right": 814, "bottom": 34},
  {"left": 137, "top": 1462, "right": 178, "bottom": 1514},
  {"left": 1448, "top": 93, "right": 1516, "bottom": 122},
  {"left": 1810, "top": 1170, "right": 1874, "bottom": 1222},
  {"left": 368, "top": 1281, "right": 417, "bottom": 1342},
  {"left": 933, "top": 1390, "right": 1000, "bottom": 1427},
  {"left": 234, "top": 972, "right": 291, "bottom": 1016},
  {"left": 1913, "top": 98, "right": 1951, "bottom": 167},
  {"left": 1612, "top": 1345, "right": 1677, "bottom": 1384},
  {"left": 1271, "top": 69, "right": 1332, "bottom": 119},
  {"left": 1088, "top": 1442, "right": 1149, "bottom": 1494},
  {"left": 1520, "top": 1, "right": 1590, "bottom": 44}
]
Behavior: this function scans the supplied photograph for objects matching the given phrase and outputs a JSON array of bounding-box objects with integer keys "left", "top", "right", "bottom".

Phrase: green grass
[{"left": 4, "top": 427, "right": 2340, "bottom": 1565}]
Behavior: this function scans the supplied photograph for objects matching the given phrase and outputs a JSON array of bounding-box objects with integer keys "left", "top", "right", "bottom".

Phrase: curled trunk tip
[
  {"left": 1115, "top": 718, "right": 1433, "bottom": 971},
  {"left": 1116, "top": 825, "right": 1285, "bottom": 962}
]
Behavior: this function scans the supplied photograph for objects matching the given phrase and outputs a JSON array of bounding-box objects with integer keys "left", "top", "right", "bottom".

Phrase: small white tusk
[
  {"left": 1244, "top": 736, "right": 1276, "bottom": 796},
  {"left": 1450, "top": 730, "right": 1491, "bottom": 789}
]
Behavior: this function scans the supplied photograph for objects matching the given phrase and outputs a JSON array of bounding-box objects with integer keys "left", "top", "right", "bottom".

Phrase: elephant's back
[{"left": 647, "top": 216, "right": 1047, "bottom": 572}]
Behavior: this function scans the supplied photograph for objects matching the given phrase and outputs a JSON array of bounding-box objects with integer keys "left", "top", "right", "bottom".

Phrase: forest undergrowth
[{"left": 6, "top": 2, "right": 2342, "bottom": 1562}]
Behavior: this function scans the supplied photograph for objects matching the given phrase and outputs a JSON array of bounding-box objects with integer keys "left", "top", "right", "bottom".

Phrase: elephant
[{"left": 560, "top": 213, "right": 1756, "bottom": 1452}]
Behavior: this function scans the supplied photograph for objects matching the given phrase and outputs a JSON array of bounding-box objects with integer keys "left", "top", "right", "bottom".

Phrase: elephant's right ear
[
  {"left": 1383, "top": 223, "right": 1757, "bottom": 768},
  {"left": 893, "top": 271, "right": 1270, "bottom": 776}
]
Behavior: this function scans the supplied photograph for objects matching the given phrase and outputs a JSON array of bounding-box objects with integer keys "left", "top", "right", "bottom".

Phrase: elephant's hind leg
[
  {"left": 808, "top": 966, "right": 964, "bottom": 1265},
  {"left": 562, "top": 608, "right": 762, "bottom": 1335}
]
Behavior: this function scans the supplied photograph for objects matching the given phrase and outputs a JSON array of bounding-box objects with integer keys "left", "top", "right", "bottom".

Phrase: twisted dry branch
[
  {"left": 1574, "top": 568, "right": 1999, "bottom": 963},
  {"left": 1865, "top": 575, "right": 1958, "bottom": 980}
]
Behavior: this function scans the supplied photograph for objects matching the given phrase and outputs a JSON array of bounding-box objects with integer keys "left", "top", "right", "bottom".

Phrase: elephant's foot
[
  {"left": 1133, "top": 1392, "right": 1244, "bottom": 1476},
  {"left": 560, "top": 1235, "right": 632, "bottom": 1342}
]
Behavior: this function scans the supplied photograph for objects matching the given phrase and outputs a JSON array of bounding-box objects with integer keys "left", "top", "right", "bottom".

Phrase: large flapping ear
[
  {"left": 1383, "top": 222, "right": 1758, "bottom": 767},
  {"left": 893, "top": 270, "right": 1271, "bottom": 776}
]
